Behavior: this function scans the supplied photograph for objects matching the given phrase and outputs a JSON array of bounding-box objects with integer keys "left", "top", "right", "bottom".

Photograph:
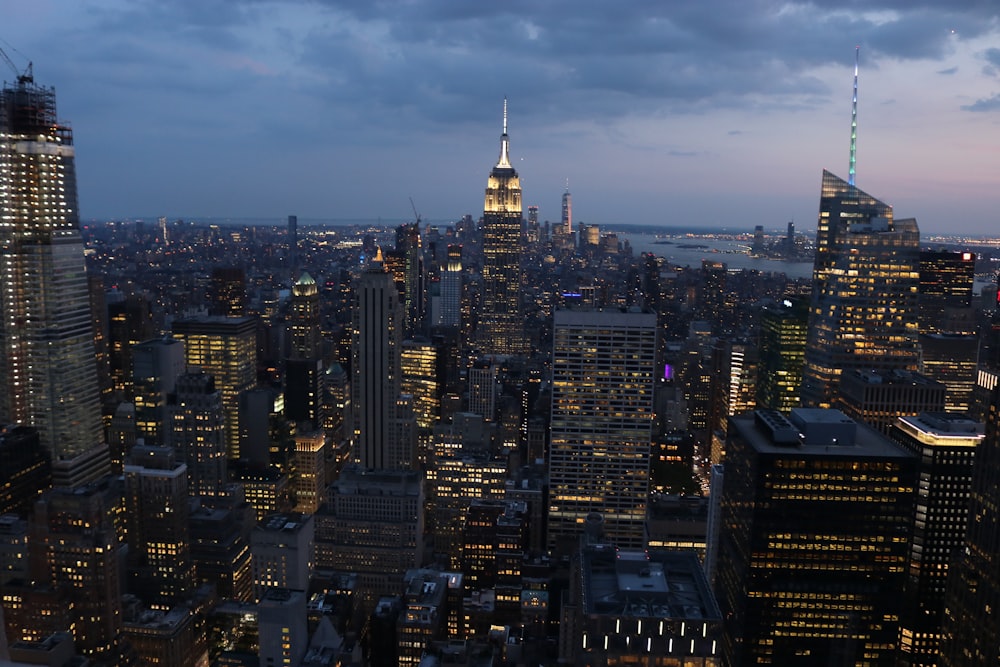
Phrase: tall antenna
[
  {"left": 496, "top": 97, "right": 511, "bottom": 168},
  {"left": 849, "top": 46, "right": 859, "bottom": 187}
]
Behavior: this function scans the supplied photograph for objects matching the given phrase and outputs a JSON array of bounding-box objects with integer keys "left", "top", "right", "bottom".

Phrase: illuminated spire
[
  {"left": 496, "top": 97, "right": 511, "bottom": 169},
  {"left": 849, "top": 46, "right": 859, "bottom": 187}
]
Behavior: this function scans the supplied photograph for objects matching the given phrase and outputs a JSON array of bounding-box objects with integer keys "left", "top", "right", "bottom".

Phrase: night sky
[{"left": 4, "top": 1, "right": 1000, "bottom": 234}]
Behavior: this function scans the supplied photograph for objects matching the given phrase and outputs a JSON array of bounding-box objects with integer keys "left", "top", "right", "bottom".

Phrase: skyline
[{"left": 4, "top": 1, "right": 1000, "bottom": 234}]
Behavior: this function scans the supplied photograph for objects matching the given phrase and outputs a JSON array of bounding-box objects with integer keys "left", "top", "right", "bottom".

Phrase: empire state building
[
  {"left": 478, "top": 99, "right": 527, "bottom": 356},
  {"left": 0, "top": 71, "right": 107, "bottom": 486}
]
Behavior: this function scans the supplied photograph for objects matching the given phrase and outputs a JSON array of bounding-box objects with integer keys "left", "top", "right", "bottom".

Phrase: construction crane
[
  {"left": 409, "top": 197, "right": 421, "bottom": 227},
  {"left": 0, "top": 45, "right": 32, "bottom": 84}
]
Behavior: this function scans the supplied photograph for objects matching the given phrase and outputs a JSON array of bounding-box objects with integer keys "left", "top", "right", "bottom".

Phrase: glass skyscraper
[
  {"left": 0, "top": 73, "right": 106, "bottom": 486},
  {"left": 801, "top": 170, "right": 921, "bottom": 408}
]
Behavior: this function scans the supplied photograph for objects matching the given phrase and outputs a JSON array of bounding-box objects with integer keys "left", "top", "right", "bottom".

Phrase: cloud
[
  {"left": 961, "top": 93, "right": 1000, "bottom": 111},
  {"left": 5, "top": 0, "right": 1000, "bottom": 232}
]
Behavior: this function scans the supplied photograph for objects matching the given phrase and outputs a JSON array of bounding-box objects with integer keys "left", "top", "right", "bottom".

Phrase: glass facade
[
  {"left": 0, "top": 78, "right": 104, "bottom": 475},
  {"left": 802, "top": 170, "right": 921, "bottom": 408}
]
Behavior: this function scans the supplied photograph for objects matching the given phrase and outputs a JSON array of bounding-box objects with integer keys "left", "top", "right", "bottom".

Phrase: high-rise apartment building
[
  {"left": 478, "top": 100, "right": 526, "bottom": 356},
  {"left": 889, "top": 413, "right": 983, "bottom": 666},
  {"left": 172, "top": 316, "right": 257, "bottom": 460},
  {"left": 715, "top": 408, "right": 917, "bottom": 667},
  {"left": 548, "top": 309, "right": 657, "bottom": 552},
  {"left": 801, "top": 170, "right": 921, "bottom": 407},
  {"left": 0, "top": 73, "right": 107, "bottom": 487}
]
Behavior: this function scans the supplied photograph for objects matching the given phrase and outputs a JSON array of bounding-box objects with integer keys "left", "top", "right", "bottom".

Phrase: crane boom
[
  {"left": 0, "top": 45, "right": 32, "bottom": 84},
  {"left": 409, "top": 197, "right": 421, "bottom": 226}
]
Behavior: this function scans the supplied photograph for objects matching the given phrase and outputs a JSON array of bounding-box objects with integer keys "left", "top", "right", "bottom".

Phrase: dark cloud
[
  {"left": 961, "top": 94, "right": 1000, "bottom": 111},
  {"left": 5, "top": 0, "right": 999, "bottom": 232}
]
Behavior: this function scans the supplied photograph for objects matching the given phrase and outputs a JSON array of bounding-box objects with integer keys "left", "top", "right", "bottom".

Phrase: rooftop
[{"left": 580, "top": 546, "right": 720, "bottom": 621}]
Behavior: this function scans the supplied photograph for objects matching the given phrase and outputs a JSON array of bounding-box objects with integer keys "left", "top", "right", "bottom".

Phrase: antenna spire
[
  {"left": 849, "top": 46, "right": 859, "bottom": 187},
  {"left": 496, "top": 97, "right": 512, "bottom": 168}
]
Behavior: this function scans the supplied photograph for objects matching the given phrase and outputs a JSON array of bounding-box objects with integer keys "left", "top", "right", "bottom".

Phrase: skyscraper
[
  {"left": 123, "top": 444, "right": 196, "bottom": 610},
  {"left": 0, "top": 72, "right": 107, "bottom": 487},
  {"left": 478, "top": 99, "right": 526, "bottom": 356},
  {"left": 756, "top": 297, "right": 808, "bottom": 412},
  {"left": 889, "top": 413, "right": 983, "bottom": 666},
  {"left": 287, "top": 214, "right": 298, "bottom": 267},
  {"left": 917, "top": 250, "right": 975, "bottom": 334},
  {"left": 715, "top": 408, "right": 918, "bottom": 666},
  {"left": 167, "top": 371, "right": 228, "bottom": 498},
  {"left": 132, "top": 336, "right": 186, "bottom": 446},
  {"left": 547, "top": 309, "right": 657, "bottom": 552},
  {"left": 436, "top": 244, "right": 463, "bottom": 328},
  {"left": 395, "top": 221, "right": 423, "bottom": 337},
  {"left": 918, "top": 250, "right": 978, "bottom": 412},
  {"left": 172, "top": 315, "right": 257, "bottom": 460},
  {"left": 29, "top": 481, "right": 123, "bottom": 659},
  {"left": 208, "top": 266, "right": 247, "bottom": 318},
  {"left": 561, "top": 185, "right": 572, "bottom": 237},
  {"left": 351, "top": 249, "right": 411, "bottom": 470},
  {"left": 939, "top": 384, "right": 1000, "bottom": 666},
  {"left": 288, "top": 271, "right": 321, "bottom": 360},
  {"left": 801, "top": 170, "right": 920, "bottom": 407}
]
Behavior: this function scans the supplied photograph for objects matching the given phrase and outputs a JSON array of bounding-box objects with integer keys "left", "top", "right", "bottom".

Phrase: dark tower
[
  {"left": 209, "top": 266, "right": 247, "bottom": 317},
  {"left": 288, "top": 214, "right": 298, "bottom": 267},
  {"left": 940, "top": 384, "right": 1000, "bottom": 665}
]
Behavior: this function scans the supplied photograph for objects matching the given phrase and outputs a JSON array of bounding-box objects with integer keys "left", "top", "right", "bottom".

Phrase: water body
[{"left": 623, "top": 232, "right": 815, "bottom": 281}]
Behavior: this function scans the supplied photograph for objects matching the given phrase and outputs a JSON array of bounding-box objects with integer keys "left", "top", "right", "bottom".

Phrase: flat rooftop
[
  {"left": 731, "top": 409, "right": 912, "bottom": 460},
  {"left": 581, "top": 546, "right": 720, "bottom": 621}
]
